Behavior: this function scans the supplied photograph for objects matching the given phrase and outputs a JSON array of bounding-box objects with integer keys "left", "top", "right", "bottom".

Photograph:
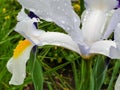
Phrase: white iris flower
[
  {"left": 17, "top": 0, "right": 120, "bottom": 59},
  {"left": 7, "top": 9, "right": 79, "bottom": 85},
  {"left": 7, "top": 0, "right": 120, "bottom": 88}
]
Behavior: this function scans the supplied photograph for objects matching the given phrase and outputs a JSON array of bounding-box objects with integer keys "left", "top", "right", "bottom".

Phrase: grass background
[{"left": 0, "top": 0, "right": 119, "bottom": 90}]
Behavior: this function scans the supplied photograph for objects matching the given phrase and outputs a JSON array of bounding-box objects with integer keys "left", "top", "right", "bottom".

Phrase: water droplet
[
  {"left": 61, "top": 20, "right": 65, "bottom": 24},
  {"left": 66, "top": 27, "right": 70, "bottom": 31},
  {"left": 62, "top": 8, "right": 65, "bottom": 12},
  {"left": 45, "top": 18, "right": 53, "bottom": 21},
  {"left": 42, "top": 42, "right": 49, "bottom": 45},
  {"left": 64, "top": 2, "right": 67, "bottom": 6},
  {"left": 57, "top": 6, "right": 61, "bottom": 10}
]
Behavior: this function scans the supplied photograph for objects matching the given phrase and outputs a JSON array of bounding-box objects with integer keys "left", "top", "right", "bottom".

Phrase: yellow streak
[{"left": 13, "top": 40, "right": 32, "bottom": 58}]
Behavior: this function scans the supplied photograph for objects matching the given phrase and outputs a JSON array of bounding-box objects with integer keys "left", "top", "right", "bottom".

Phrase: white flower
[
  {"left": 7, "top": 39, "right": 34, "bottom": 85},
  {"left": 7, "top": 9, "right": 80, "bottom": 85},
  {"left": 17, "top": 0, "right": 120, "bottom": 59},
  {"left": 7, "top": 0, "right": 120, "bottom": 85}
]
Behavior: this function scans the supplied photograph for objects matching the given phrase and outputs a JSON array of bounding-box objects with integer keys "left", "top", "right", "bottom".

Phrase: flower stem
[
  {"left": 107, "top": 60, "right": 120, "bottom": 90},
  {"left": 79, "top": 59, "right": 94, "bottom": 90}
]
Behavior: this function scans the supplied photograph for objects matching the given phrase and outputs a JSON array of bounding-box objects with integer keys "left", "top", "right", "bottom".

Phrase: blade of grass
[{"left": 107, "top": 60, "right": 120, "bottom": 90}]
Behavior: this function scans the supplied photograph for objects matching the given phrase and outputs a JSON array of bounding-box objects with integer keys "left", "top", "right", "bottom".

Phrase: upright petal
[
  {"left": 115, "top": 74, "right": 120, "bottom": 90},
  {"left": 82, "top": 10, "right": 107, "bottom": 45},
  {"left": 84, "top": 0, "right": 118, "bottom": 11},
  {"left": 114, "top": 23, "right": 120, "bottom": 49},
  {"left": 17, "top": 0, "right": 82, "bottom": 37},
  {"left": 82, "top": 0, "right": 118, "bottom": 45},
  {"left": 102, "top": 8, "right": 120, "bottom": 39},
  {"left": 6, "top": 40, "right": 34, "bottom": 85}
]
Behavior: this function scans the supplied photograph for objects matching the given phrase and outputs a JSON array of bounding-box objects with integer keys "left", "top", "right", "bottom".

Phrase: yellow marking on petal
[{"left": 13, "top": 40, "right": 32, "bottom": 58}]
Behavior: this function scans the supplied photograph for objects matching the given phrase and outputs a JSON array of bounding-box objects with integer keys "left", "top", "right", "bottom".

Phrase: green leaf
[
  {"left": 29, "top": 46, "right": 43, "bottom": 90},
  {"left": 107, "top": 60, "right": 120, "bottom": 90},
  {"left": 93, "top": 56, "right": 108, "bottom": 90},
  {"left": 72, "top": 62, "right": 79, "bottom": 90},
  {"left": 79, "top": 59, "right": 94, "bottom": 90},
  {"left": 32, "top": 59, "right": 43, "bottom": 90}
]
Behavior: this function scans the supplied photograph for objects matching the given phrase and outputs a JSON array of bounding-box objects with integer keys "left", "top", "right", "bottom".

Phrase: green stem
[
  {"left": 72, "top": 62, "right": 79, "bottom": 90},
  {"left": 107, "top": 60, "right": 120, "bottom": 90},
  {"left": 80, "top": 0, "right": 85, "bottom": 15},
  {"left": 79, "top": 59, "right": 94, "bottom": 90},
  {"left": 29, "top": 46, "right": 44, "bottom": 90}
]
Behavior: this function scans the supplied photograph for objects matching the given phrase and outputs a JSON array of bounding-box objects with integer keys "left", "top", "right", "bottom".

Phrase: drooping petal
[
  {"left": 115, "top": 74, "right": 120, "bottom": 90},
  {"left": 102, "top": 8, "right": 120, "bottom": 39},
  {"left": 84, "top": 0, "right": 118, "bottom": 11},
  {"left": 37, "top": 32, "right": 80, "bottom": 54},
  {"left": 89, "top": 40, "right": 120, "bottom": 59},
  {"left": 15, "top": 9, "right": 81, "bottom": 54},
  {"left": 15, "top": 15, "right": 80, "bottom": 54},
  {"left": 17, "top": 0, "right": 82, "bottom": 38},
  {"left": 6, "top": 40, "right": 34, "bottom": 85}
]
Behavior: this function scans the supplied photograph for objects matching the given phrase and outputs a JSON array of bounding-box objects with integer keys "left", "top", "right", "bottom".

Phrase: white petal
[
  {"left": 17, "top": 8, "right": 30, "bottom": 21},
  {"left": 109, "top": 46, "right": 120, "bottom": 59},
  {"left": 103, "top": 9, "right": 120, "bottom": 39},
  {"left": 115, "top": 74, "right": 120, "bottom": 90},
  {"left": 38, "top": 32, "right": 80, "bottom": 54},
  {"left": 89, "top": 40, "right": 120, "bottom": 59},
  {"left": 17, "top": 0, "right": 81, "bottom": 36},
  {"left": 82, "top": 10, "right": 107, "bottom": 45},
  {"left": 15, "top": 17, "right": 45, "bottom": 44},
  {"left": 6, "top": 44, "right": 34, "bottom": 85},
  {"left": 15, "top": 18, "right": 80, "bottom": 54},
  {"left": 15, "top": 10, "right": 81, "bottom": 54},
  {"left": 114, "top": 23, "right": 120, "bottom": 49},
  {"left": 85, "top": 0, "right": 118, "bottom": 11}
]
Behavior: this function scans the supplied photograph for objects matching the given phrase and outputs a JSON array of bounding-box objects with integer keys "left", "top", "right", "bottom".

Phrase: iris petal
[
  {"left": 37, "top": 32, "right": 80, "bottom": 54},
  {"left": 15, "top": 8, "right": 81, "bottom": 54},
  {"left": 89, "top": 40, "right": 120, "bottom": 59},
  {"left": 103, "top": 8, "right": 120, "bottom": 39},
  {"left": 115, "top": 74, "right": 120, "bottom": 90},
  {"left": 85, "top": 0, "right": 118, "bottom": 11},
  {"left": 17, "top": 0, "right": 83, "bottom": 42},
  {"left": 6, "top": 41, "right": 34, "bottom": 85}
]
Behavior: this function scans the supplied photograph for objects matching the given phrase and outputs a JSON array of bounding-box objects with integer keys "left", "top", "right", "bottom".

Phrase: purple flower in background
[{"left": 117, "top": 0, "right": 120, "bottom": 8}]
